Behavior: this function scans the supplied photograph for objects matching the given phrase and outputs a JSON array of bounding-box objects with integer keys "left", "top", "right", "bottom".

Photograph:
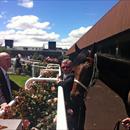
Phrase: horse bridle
[
  {"left": 74, "top": 78, "right": 88, "bottom": 92},
  {"left": 74, "top": 54, "right": 126, "bottom": 130},
  {"left": 74, "top": 53, "right": 99, "bottom": 92}
]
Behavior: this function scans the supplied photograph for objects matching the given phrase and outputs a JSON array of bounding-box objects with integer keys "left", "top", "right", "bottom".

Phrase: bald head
[
  {"left": 0, "top": 52, "right": 10, "bottom": 57},
  {"left": 0, "top": 52, "right": 11, "bottom": 71}
]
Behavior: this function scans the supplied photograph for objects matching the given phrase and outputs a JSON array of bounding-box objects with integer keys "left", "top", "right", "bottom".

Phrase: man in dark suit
[
  {"left": 57, "top": 59, "right": 75, "bottom": 130},
  {"left": 58, "top": 59, "right": 86, "bottom": 130},
  {"left": 0, "top": 52, "right": 19, "bottom": 110}
]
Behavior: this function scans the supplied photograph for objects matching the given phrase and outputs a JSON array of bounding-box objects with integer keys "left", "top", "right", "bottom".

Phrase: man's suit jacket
[
  {"left": 58, "top": 73, "right": 74, "bottom": 108},
  {"left": 0, "top": 68, "right": 20, "bottom": 104}
]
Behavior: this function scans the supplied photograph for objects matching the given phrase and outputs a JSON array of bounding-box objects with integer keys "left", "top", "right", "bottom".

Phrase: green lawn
[{"left": 9, "top": 74, "right": 30, "bottom": 87}]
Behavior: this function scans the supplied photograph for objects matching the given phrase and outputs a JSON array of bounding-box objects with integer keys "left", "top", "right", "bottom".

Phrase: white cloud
[
  {"left": 6, "top": 15, "right": 50, "bottom": 30},
  {"left": 0, "top": 0, "right": 8, "bottom": 3},
  {"left": 18, "top": 0, "right": 33, "bottom": 8},
  {"left": 69, "top": 26, "right": 92, "bottom": 38},
  {"left": 14, "top": 39, "right": 47, "bottom": 48},
  {"left": 57, "top": 26, "right": 92, "bottom": 49},
  {"left": 0, "top": 15, "right": 60, "bottom": 48},
  {"left": 0, "top": 15, "right": 92, "bottom": 49},
  {"left": 0, "top": 29, "right": 60, "bottom": 48}
]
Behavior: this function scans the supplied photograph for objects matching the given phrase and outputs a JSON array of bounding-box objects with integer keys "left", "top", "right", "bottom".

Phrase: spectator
[
  {"left": 57, "top": 59, "right": 75, "bottom": 130},
  {"left": 59, "top": 58, "right": 86, "bottom": 130},
  {"left": 14, "top": 54, "right": 22, "bottom": 74},
  {"left": 0, "top": 52, "right": 19, "bottom": 111}
]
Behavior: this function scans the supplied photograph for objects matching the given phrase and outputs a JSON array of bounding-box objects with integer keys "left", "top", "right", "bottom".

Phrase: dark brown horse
[{"left": 71, "top": 50, "right": 130, "bottom": 116}]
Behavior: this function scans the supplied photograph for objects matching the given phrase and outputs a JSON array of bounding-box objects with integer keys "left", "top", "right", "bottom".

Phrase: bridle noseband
[
  {"left": 74, "top": 53, "right": 98, "bottom": 92},
  {"left": 74, "top": 78, "right": 88, "bottom": 92}
]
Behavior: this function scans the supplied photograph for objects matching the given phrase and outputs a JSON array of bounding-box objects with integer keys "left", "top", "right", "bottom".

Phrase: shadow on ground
[{"left": 84, "top": 80, "right": 127, "bottom": 130}]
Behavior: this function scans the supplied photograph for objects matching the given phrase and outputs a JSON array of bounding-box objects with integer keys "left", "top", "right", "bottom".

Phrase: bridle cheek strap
[
  {"left": 74, "top": 78, "right": 88, "bottom": 92},
  {"left": 73, "top": 54, "right": 99, "bottom": 93}
]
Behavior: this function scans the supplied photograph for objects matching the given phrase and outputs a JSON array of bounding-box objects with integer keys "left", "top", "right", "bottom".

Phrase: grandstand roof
[{"left": 66, "top": 0, "right": 130, "bottom": 55}]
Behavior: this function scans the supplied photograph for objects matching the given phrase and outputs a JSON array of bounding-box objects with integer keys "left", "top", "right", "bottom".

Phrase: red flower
[
  {"left": 51, "top": 86, "right": 56, "bottom": 92},
  {"left": 22, "top": 119, "right": 30, "bottom": 129}
]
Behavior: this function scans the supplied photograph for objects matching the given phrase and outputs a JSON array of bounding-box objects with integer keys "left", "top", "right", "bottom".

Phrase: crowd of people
[{"left": 0, "top": 51, "right": 130, "bottom": 130}]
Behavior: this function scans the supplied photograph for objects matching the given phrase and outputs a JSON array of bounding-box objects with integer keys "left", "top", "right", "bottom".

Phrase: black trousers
[{"left": 67, "top": 103, "right": 86, "bottom": 130}]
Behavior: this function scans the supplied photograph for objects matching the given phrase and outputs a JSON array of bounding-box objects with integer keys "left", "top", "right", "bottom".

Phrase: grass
[{"left": 9, "top": 74, "right": 30, "bottom": 87}]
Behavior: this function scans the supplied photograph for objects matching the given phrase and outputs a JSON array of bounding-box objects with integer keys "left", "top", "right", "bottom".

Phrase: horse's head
[{"left": 71, "top": 51, "right": 94, "bottom": 97}]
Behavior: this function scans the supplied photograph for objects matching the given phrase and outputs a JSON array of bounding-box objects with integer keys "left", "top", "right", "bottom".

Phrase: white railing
[
  {"left": 47, "top": 63, "right": 60, "bottom": 68},
  {"left": 46, "top": 63, "right": 61, "bottom": 77},
  {"left": 31, "top": 63, "right": 61, "bottom": 77},
  {"left": 25, "top": 77, "right": 57, "bottom": 87},
  {"left": 32, "top": 63, "right": 47, "bottom": 77},
  {"left": 57, "top": 86, "right": 68, "bottom": 130},
  {"left": 40, "top": 68, "right": 61, "bottom": 78}
]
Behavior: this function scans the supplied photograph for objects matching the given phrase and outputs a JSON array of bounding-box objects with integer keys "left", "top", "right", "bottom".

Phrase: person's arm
[
  {"left": 0, "top": 89, "right": 11, "bottom": 116},
  {"left": 122, "top": 117, "right": 130, "bottom": 129},
  {"left": 56, "top": 75, "right": 64, "bottom": 86}
]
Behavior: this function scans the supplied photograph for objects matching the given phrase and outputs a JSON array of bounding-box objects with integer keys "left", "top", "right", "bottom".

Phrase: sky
[{"left": 0, "top": 0, "right": 118, "bottom": 49}]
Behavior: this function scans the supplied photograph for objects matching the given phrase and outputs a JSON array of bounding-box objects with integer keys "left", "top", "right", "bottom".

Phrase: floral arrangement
[{"left": 11, "top": 72, "right": 58, "bottom": 130}]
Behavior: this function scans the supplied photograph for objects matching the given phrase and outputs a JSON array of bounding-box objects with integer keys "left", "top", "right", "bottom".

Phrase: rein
[
  {"left": 114, "top": 119, "right": 122, "bottom": 130},
  {"left": 74, "top": 78, "right": 88, "bottom": 92},
  {"left": 74, "top": 53, "right": 99, "bottom": 92},
  {"left": 88, "top": 53, "right": 99, "bottom": 87}
]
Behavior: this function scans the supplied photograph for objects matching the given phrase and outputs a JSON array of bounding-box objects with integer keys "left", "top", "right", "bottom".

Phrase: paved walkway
[{"left": 84, "top": 80, "right": 127, "bottom": 130}]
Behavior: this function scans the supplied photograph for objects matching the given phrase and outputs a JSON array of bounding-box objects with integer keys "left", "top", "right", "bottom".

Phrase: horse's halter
[
  {"left": 74, "top": 78, "right": 88, "bottom": 91},
  {"left": 73, "top": 53, "right": 99, "bottom": 93}
]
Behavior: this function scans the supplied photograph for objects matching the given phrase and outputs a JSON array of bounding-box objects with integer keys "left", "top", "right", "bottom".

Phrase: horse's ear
[{"left": 75, "top": 44, "right": 81, "bottom": 53}]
